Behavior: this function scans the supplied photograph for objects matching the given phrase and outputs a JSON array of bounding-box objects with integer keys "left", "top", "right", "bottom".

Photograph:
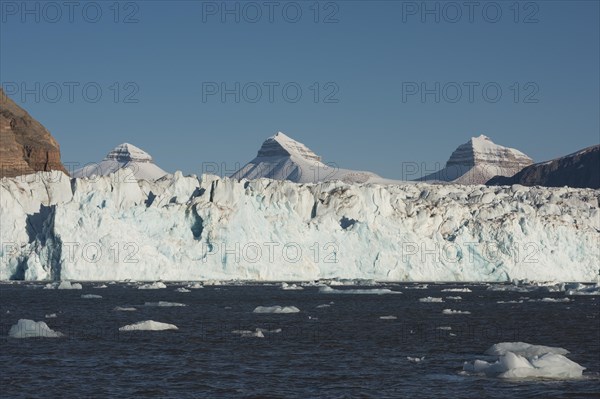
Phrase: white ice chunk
[
  {"left": 119, "top": 320, "right": 178, "bottom": 331},
  {"left": 8, "top": 319, "right": 64, "bottom": 338},
  {"left": 441, "top": 288, "right": 472, "bottom": 293},
  {"left": 231, "top": 329, "right": 265, "bottom": 338},
  {"left": 281, "top": 282, "right": 304, "bottom": 290},
  {"left": 144, "top": 301, "right": 186, "bottom": 307},
  {"left": 114, "top": 306, "right": 136, "bottom": 311},
  {"left": 442, "top": 309, "right": 471, "bottom": 315},
  {"left": 138, "top": 282, "right": 167, "bottom": 290},
  {"left": 464, "top": 342, "right": 585, "bottom": 379},
  {"left": 419, "top": 297, "right": 444, "bottom": 302},
  {"left": 253, "top": 306, "right": 300, "bottom": 314},
  {"left": 81, "top": 294, "right": 102, "bottom": 299},
  {"left": 319, "top": 286, "right": 401, "bottom": 295},
  {"left": 484, "top": 342, "right": 569, "bottom": 357},
  {"left": 58, "top": 281, "right": 82, "bottom": 290}
]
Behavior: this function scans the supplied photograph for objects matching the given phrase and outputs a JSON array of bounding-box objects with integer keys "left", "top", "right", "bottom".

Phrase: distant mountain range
[
  {"left": 1, "top": 90, "right": 597, "bottom": 188},
  {"left": 487, "top": 145, "right": 600, "bottom": 189}
]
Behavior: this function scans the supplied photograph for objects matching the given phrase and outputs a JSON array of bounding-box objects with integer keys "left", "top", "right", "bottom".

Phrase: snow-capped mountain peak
[
  {"left": 105, "top": 143, "right": 154, "bottom": 163},
  {"left": 73, "top": 143, "right": 168, "bottom": 181},
  {"left": 231, "top": 132, "right": 401, "bottom": 184},
  {"left": 418, "top": 134, "right": 533, "bottom": 184},
  {"left": 257, "top": 132, "right": 322, "bottom": 162}
]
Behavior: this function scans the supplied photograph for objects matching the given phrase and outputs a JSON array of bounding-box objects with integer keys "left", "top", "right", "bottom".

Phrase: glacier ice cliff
[{"left": 1, "top": 170, "right": 598, "bottom": 282}]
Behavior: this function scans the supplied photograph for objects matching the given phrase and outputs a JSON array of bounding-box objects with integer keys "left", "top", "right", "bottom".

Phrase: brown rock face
[
  {"left": 487, "top": 145, "right": 600, "bottom": 189},
  {"left": 0, "top": 88, "right": 67, "bottom": 178}
]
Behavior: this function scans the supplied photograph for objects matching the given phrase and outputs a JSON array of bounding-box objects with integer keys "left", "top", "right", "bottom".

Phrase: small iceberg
[
  {"left": 379, "top": 315, "right": 397, "bottom": 320},
  {"left": 231, "top": 329, "right": 265, "bottom": 338},
  {"left": 441, "top": 288, "right": 472, "bottom": 293},
  {"left": 81, "top": 294, "right": 102, "bottom": 299},
  {"left": 114, "top": 306, "right": 136, "bottom": 311},
  {"left": 253, "top": 306, "right": 300, "bottom": 314},
  {"left": 175, "top": 287, "right": 191, "bottom": 293},
  {"left": 57, "top": 281, "right": 82, "bottom": 290},
  {"left": 119, "top": 320, "right": 178, "bottom": 331},
  {"left": 442, "top": 309, "right": 471, "bottom": 315},
  {"left": 144, "top": 301, "right": 186, "bottom": 307},
  {"left": 138, "top": 282, "right": 167, "bottom": 290},
  {"left": 319, "top": 286, "right": 401, "bottom": 295},
  {"left": 463, "top": 342, "right": 585, "bottom": 379},
  {"left": 45, "top": 313, "right": 57, "bottom": 319},
  {"left": 419, "top": 297, "right": 444, "bottom": 303},
  {"left": 9, "top": 319, "right": 64, "bottom": 338},
  {"left": 281, "top": 282, "right": 304, "bottom": 290},
  {"left": 407, "top": 356, "right": 425, "bottom": 363}
]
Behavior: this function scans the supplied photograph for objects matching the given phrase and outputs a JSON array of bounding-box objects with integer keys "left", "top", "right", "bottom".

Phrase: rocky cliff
[
  {"left": 0, "top": 88, "right": 67, "bottom": 178},
  {"left": 487, "top": 145, "right": 600, "bottom": 189}
]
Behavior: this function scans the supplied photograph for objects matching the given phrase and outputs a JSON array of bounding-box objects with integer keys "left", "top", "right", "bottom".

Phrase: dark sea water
[{"left": 0, "top": 282, "right": 598, "bottom": 398}]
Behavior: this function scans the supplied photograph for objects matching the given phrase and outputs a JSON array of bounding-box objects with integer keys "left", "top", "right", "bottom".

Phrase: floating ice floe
[
  {"left": 566, "top": 283, "right": 599, "bottom": 296},
  {"left": 58, "top": 281, "right": 82, "bottom": 290},
  {"left": 232, "top": 329, "right": 265, "bottom": 338},
  {"left": 119, "top": 320, "right": 178, "bottom": 331},
  {"left": 316, "top": 304, "right": 331, "bottom": 308},
  {"left": 253, "top": 306, "right": 300, "bottom": 314},
  {"left": 419, "top": 297, "right": 444, "bottom": 303},
  {"left": 187, "top": 283, "right": 204, "bottom": 289},
  {"left": 379, "top": 315, "right": 397, "bottom": 320},
  {"left": 8, "top": 319, "right": 64, "bottom": 338},
  {"left": 319, "top": 286, "right": 401, "bottom": 295},
  {"left": 114, "top": 306, "right": 136, "bottom": 311},
  {"left": 257, "top": 327, "right": 282, "bottom": 334},
  {"left": 81, "top": 294, "right": 102, "bottom": 299},
  {"left": 530, "top": 298, "right": 570, "bottom": 303},
  {"left": 281, "top": 282, "right": 304, "bottom": 290},
  {"left": 175, "top": 287, "right": 191, "bottom": 293},
  {"left": 442, "top": 309, "right": 471, "bottom": 315},
  {"left": 144, "top": 301, "right": 186, "bottom": 307},
  {"left": 407, "top": 356, "right": 425, "bottom": 363},
  {"left": 403, "top": 284, "right": 429, "bottom": 290},
  {"left": 446, "top": 296, "right": 462, "bottom": 300},
  {"left": 137, "top": 282, "right": 167, "bottom": 290},
  {"left": 441, "top": 288, "right": 472, "bottom": 293},
  {"left": 45, "top": 313, "right": 57, "bottom": 318},
  {"left": 93, "top": 284, "right": 107, "bottom": 289},
  {"left": 463, "top": 342, "right": 585, "bottom": 379},
  {"left": 436, "top": 326, "right": 452, "bottom": 330}
]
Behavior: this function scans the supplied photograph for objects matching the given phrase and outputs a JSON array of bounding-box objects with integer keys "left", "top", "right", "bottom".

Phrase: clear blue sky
[{"left": 1, "top": 0, "right": 599, "bottom": 179}]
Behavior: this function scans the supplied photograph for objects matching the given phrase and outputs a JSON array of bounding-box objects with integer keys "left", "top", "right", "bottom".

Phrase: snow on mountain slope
[
  {"left": 72, "top": 143, "right": 168, "bottom": 181},
  {"left": 231, "top": 132, "right": 403, "bottom": 184},
  {"left": 1, "top": 171, "right": 598, "bottom": 282},
  {"left": 417, "top": 135, "right": 533, "bottom": 185}
]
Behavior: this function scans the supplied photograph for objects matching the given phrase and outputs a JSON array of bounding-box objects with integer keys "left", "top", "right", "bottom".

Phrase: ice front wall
[{"left": 0, "top": 171, "right": 598, "bottom": 282}]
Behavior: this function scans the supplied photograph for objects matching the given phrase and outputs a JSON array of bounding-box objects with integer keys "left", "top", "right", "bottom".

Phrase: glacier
[{"left": 0, "top": 170, "right": 598, "bottom": 282}]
